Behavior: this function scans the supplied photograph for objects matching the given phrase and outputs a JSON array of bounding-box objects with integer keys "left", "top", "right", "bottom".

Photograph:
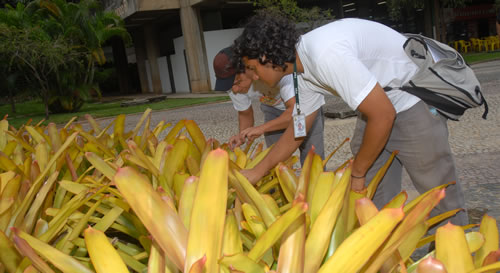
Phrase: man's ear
[
  {"left": 272, "top": 64, "right": 285, "bottom": 72},
  {"left": 242, "top": 68, "right": 258, "bottom": 81}
]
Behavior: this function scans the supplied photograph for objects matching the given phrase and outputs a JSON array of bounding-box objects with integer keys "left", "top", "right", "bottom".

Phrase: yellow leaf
[
  {"left": 436, "top": 222, "right": 474, "bottom": 273},
  {"left": 84, "top": 227, "right": 129, "bottom": 273}
]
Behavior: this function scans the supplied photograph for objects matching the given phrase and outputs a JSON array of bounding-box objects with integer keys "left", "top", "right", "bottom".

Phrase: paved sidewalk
[{"left": 80, "top": 60, "right": 500, "bottom": 225}]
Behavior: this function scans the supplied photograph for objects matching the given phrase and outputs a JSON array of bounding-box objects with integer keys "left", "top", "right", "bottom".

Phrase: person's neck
[
  {"left": 285, "top": 52, "right": 304, "bottom": 75},
  {"left": 295, "top": 52, "right": 304, "bottom": 73}
]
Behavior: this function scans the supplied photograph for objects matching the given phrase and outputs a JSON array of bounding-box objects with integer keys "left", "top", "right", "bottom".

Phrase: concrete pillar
[
  {"left": 337, "top": 0, "right": 344, "bottom": 19},
  {"left": 434, "top": 0, "right": 445, "bottom": 42},
  {"left": 144, "top": 24, "right": 163, "bottom": 94},
  {"left": 179, "top": 0, "right": 211, "bottom": 93},
  {"left": 111, "top": 37, "right": 130, "bottom": 94},
  {"left": 132, "top": 31, "right": 150, "bottom": 93},
  {"left": 357, "top": 0, "right": 370, "bottom": 18}
]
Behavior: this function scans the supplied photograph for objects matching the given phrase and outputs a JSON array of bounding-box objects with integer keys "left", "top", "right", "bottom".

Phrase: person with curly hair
[
  {"left": 232, "top": 13, "right": 468, "bottom": 226},
  {"left": 213, "top": 46, "right": 325, "bottom": 165}
]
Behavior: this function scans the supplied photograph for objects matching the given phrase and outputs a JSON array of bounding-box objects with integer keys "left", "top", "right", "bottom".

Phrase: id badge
[{"left": 293, "top": 114, "right": 307, "bottom": 138}]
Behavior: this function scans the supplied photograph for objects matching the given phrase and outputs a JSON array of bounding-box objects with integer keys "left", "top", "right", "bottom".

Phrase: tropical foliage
[
  {"left": 1, "top": 111, "right": 500, "bottom": 272},
  {"left": 0, "top": 0, "right": 130, "bottom": 118},
  {"left": 251, "top": 0, "right": 333, "bottom": 30},
  {"left": 386, "top": 0, "right": 470, "bottom": 20}
]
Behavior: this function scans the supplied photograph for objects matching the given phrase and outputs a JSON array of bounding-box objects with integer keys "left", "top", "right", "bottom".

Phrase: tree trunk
[
  {"left": 89, "top": 61, "right": 95, "bottom": 86},
  {"left": 41, "top": 88, "right": 50, "bottom": 120},
  {"left": 8, "top": 87, "right": 16, "bottom": 114},
  {"left": 84, "top": 55, "right": 92, "bottom": 85},
  {"left": 2, "top": 74, "right": 16, "bottom": 114},
  {"left": 44, "top": 96, "right": 49, "bottom": 120}
]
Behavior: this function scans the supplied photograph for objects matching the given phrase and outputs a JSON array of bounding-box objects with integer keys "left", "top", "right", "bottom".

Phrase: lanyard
[{"left": 293, "top": 62, "right": 301, "bottom": 115}]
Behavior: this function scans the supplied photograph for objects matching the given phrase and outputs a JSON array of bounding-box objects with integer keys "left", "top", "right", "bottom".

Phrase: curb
[{"left": 324, "top": 110, "right": 357, "bottom": 119}]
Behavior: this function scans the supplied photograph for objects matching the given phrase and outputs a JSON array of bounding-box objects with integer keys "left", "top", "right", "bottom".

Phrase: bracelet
[{"left": 351, "top": 174, "right": 366, "bottom": 179}]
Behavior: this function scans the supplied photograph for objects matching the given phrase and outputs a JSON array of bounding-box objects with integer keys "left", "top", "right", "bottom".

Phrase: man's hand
[
  {"left": 229, "top": 134, "right": 245, "bottom": 150},
  {"left": 231, "top": 70, "right": 255, "bottom": 94},
  {"left": 240, "top": 168, "right": 262, "bottom": 185},
  {"left": 240, "top": 126, "right": 264, "bottom": 142}
]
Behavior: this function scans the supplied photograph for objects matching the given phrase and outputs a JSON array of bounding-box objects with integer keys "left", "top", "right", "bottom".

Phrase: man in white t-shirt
[
  {"left": 213, "top": 47, "right": 325, "bottom": 164},
  {"left": 232, "top": 15, "right": 468, "bottom": 226}
]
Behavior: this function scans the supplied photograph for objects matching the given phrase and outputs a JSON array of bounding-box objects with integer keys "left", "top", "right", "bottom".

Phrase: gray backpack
[{"left": 384, "top": 33, "right": 488, "bottom": 121}]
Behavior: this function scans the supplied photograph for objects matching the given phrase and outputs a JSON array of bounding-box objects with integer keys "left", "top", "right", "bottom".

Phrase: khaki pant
[
  {"left": 260, "top": 104, "right": 325, "bottom": 165},
  {"left": 351, "top": 100, "right": 468, "bottom": 226}
]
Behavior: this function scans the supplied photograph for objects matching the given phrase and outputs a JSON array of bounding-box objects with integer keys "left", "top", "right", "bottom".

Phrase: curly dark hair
[{"left": 231, "top": 12, "right": 300, "bottom": 72}]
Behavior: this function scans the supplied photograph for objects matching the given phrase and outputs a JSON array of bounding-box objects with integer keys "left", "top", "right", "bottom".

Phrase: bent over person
[
  {"left": 232, "top": 14, "right": 469, "bottom": 225},
  {"left": 213, "top": 47, "right": 325, "bottom": 165}
]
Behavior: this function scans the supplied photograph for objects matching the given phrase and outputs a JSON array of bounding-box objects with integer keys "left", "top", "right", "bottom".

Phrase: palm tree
[
  {"left": 35, "top": 0, "right": 131, "bottom": 112},
  {"left": 83, "top": 8, "right": 132, "bottom": 85},
  {"left": 37, "top": 0, "right": 130, "bottom": 84}
]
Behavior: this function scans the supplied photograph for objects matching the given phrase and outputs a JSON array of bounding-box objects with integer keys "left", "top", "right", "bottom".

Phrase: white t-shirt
[
  {"left": 229, "top": 74, "right": 324, "bottom": 111},
  {"left": 296, "top": 18, "right": 421, "bottom": 116}
]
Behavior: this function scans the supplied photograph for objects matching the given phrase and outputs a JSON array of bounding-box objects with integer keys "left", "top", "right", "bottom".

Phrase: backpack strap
[
  {"left": 384, "top": 83, "right": 488, "bottom": 120},
  {"left": 403, "top": 36, "right": 428, "bottom": 60}
]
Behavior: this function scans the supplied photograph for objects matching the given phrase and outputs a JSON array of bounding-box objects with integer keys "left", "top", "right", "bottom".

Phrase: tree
[
  {"left": 0, "top": 0, "right": 20, "bottom": 9},
  {"left": 0, "top": 72, "right": 19, "bottom": 114},
  {"left": 386, "top": 0, "right": 469, "bottom": 20},
  {"left": 0, "top": 0, "right": 131, "bottom": 116},
  {"left": 251, "top": 0, "right": 334, "bottom": 29},
  {"left": 0, "top": 3, "right": 38, "bottom": 115},
  {"left": 384, "top": 0, "right": 473, "bottom": 41},
  {"left": 0, "top": 24, "right": 83, "bottom": 119}
]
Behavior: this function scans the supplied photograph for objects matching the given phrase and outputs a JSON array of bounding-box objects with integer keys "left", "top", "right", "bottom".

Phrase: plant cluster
[
  {"left": 0, "top": 0, "right": 130, "bottom": 118},
  {"left": 386, "top": 0, "right": 469, "bottom": 21},
  {"left": 249, "top": 0, "right": 334, "bottom": 32},
  {"left": 0, "top": 111, "right": 500, "bottom": 272}
]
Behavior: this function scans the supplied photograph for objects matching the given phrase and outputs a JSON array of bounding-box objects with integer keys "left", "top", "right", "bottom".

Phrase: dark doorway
[{"left": 477, "top": 19, "right": 489, "bottom": 37}]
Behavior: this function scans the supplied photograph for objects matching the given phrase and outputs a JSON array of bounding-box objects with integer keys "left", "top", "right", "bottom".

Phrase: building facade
[{"left": 102, "top": 0, "right": 498, "bottom": 94}]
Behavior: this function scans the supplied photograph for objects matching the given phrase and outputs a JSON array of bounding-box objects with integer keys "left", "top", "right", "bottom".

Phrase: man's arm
[
  {"left": 350, "top": 83, "right": 396, "bottom": 191},
  {"left": 229, "top": 106, "right": 255, "bottom": 149},
  {"left": 238, "top": 106, "right": 254, "bottom": 131},
  {"left": 241, "top": 109, "right": 318, "bottom": 184},
  {"left": 241, "top": 98, "right": 295, "bottom": 141}
]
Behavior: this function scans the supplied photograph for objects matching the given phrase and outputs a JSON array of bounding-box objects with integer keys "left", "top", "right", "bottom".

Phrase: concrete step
[{"left": 120, "top": 95, "right": 167, "bottom": 107}]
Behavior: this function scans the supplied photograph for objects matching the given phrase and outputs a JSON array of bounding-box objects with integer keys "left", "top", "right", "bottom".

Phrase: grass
[
  {"left": 2, "top": 96, "right": 230, "bottom": 129},
  {"left": 463, "top": 50, "right": 500, "bottom": 64}
]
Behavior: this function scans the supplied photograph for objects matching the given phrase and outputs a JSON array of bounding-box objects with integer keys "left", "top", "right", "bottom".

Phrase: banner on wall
[{"left": 453, "top": 4, "right": 496, "bottom": 21}]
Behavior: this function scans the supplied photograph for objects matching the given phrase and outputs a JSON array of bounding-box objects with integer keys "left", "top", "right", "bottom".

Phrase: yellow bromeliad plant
[{"left": 0, "top": 109, "right": 499, "bottom": 273}]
